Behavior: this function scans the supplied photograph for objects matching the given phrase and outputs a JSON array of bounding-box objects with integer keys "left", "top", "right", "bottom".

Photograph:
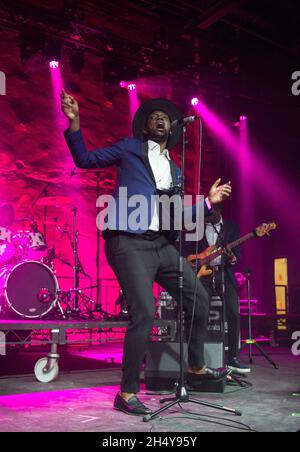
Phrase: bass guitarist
[{"left": 184, "top": 204, "right": 251, "bottom": 375}]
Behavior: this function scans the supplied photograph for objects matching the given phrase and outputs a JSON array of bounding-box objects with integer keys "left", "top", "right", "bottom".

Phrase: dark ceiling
[
  {"left": 1, "top": 0, "right": 300, "bottom": 76},
  {"left": 0, "top": 1, "right": 299, "bottom": 292}
]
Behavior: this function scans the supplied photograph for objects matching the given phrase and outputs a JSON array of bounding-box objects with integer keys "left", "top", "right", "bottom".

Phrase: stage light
[
  {"left": 240, "top": 115, "right": 247, "bottom": 121},
  {"left": 49, "top": 60, "right": 60, "bottom": 69},
  {"left": 120, "top": 81, "right": 136, "bottom": 91},
  {"left": 128, "top": 83, "right": 136, "bottom": 91},
  {"left": 191, "top": 97, "right": 199, "bottom": 106}
]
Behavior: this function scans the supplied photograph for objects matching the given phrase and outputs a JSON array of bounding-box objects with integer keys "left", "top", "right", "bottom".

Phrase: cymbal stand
[{"left": 94, "top": 172, "right": 102, "bottom": 313}]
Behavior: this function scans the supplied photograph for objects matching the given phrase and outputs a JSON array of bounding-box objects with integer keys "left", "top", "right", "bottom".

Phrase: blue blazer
[{"left": 65, "top": 129, "right": 211, "bottom": 237}]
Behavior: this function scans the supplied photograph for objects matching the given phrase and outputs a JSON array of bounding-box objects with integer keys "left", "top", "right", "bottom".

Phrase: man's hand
[
  {"left": 61, "top": 89, "right": 79, "bottom": 121},
  {"left": 224, "top": 247, "right": 237, "bottom": 264},
  {"left": 208, "top": 178, "right": 232, "bottom": 205}
]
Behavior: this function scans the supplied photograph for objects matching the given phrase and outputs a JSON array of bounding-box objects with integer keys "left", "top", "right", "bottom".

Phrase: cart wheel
[{"left": 34, "top": 358, "right": 59, "bottom": 383}]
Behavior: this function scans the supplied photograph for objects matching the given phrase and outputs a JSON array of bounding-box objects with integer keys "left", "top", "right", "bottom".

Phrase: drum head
[{"left": 5, "top": 261, "right": 58, "bottom": 318}]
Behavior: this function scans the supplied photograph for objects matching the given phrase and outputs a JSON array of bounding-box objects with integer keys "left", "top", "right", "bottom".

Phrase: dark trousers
[
  {"left": 105, "top": 232, "right": 210, "bottom": 393},
  {"left": 202, "top": 270, "right": 240, "bottom": 360}
]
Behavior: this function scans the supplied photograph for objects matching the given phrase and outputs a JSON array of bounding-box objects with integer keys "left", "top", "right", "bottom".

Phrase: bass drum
[{"left": 0, "top": 261, "right": 59, "bottom": 319}]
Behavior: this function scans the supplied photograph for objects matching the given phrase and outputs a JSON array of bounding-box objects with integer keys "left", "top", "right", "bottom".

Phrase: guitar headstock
[{"left": 255, "top": 222, "right": 277, "bottom": 237}]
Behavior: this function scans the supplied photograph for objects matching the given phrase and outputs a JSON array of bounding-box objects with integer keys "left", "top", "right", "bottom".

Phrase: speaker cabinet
[{"left": 145, "top": 341, "right": 225, "bottom": 393}]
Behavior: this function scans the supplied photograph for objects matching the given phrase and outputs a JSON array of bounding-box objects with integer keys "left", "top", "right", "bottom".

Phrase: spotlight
[
  {"left": 240, "top": 115, "right": 247, "bottom": 121},
  {"left": 191, "top": 97, "right": 199, "bottom": 106},
  {"left": 49, "top": 60, "right": 60, "bottom": 69},
  {"left": 119, "top": 81, "right": 137, "bottom": 91}
]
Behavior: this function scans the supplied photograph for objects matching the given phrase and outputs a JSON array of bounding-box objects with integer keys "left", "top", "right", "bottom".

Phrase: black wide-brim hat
[{"left": 132, "top": 98, "right": 182, "bottom": 149}]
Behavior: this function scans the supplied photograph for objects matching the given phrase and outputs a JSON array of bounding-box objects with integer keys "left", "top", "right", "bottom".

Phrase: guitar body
[
  {"left": 197, "top": 265, "right": 213, "bottom": 278},
  {"left": 187, "top": 245, "right": 217, "bottom": 278}
]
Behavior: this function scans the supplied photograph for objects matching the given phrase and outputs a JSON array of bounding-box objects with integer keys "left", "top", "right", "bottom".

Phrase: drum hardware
[
  {"left": 36, "top": 194, "right": 71, "bottom": 240},
  {"left": 58, "top": 287, "right": 97, "bottom": 319},
  {"left": 112, "top": 290, "right": 129, "bottom": 320},
  {"left": 70, "top": 170, "right": 103, "bottom": 313},
  {"left": 53, "top": 207, "right": 99, "bottom": 320}
]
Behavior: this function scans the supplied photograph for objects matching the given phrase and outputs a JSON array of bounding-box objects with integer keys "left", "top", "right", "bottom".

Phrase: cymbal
[{"left": 36, "top": 196, "right": 71, "bottom": 208}]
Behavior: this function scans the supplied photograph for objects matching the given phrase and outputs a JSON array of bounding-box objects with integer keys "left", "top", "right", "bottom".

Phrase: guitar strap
[{"left": 213, "top": 222, "right": 226, "bottom": 248}]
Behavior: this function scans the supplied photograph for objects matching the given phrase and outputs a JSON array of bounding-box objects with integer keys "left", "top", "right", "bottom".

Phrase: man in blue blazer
[{"left": 62, "top": 91, "right": 232, "bottom": 416}]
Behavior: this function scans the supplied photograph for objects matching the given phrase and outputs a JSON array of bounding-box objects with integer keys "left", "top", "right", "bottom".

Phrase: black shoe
[
  {"left": 228, "top": 358, "right": 251, "bottom": 374},
  {"left": 113, "top": 392, "right": 152, "bottom": 416},
  {"left": 187, "top": 366, "right": 231, "bottom": 384}
]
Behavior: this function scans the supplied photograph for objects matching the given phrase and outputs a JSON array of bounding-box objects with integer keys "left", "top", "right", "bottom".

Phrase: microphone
[{"left": 171, "top": 115, "right": 200, "bottom": 129}]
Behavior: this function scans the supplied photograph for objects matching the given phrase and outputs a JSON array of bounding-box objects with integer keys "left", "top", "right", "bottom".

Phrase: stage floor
[{"left": 0, "top": 344, "right": 299, "bottom": 432}]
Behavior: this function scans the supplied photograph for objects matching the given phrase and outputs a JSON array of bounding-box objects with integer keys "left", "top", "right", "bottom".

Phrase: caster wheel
[{"left": 34, "top": 358, "right": 59, "bottom": 383}]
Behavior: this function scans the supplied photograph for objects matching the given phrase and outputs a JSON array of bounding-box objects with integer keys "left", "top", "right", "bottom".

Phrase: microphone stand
[{"left": 144, "top": 124, "right": 240, "bottom": 423}]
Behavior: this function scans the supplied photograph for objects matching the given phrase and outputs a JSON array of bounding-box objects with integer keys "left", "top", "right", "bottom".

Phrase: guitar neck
[
  {"left": 200, "top": 231, "right": 256, "bottom": 266},
  {"left": 226, "top": 232, "right": 256, "bottom": 251}
]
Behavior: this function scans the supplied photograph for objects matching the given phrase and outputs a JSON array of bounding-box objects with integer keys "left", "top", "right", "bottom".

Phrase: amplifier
[
  {"left": 158, "top": 293, "right": 226, "bottom": 343},
  {"left": 145, "top": 341, "right": 225, "bottom": 393}
]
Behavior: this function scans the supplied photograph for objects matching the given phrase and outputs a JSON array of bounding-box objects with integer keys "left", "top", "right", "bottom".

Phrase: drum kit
[{"left": 0, "top": 195, "right": 97, "bottom": 320}]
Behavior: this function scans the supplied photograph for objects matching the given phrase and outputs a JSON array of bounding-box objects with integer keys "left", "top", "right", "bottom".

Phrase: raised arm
[{"left": 61, "top": 89, "right": 124, "bottom": 169}]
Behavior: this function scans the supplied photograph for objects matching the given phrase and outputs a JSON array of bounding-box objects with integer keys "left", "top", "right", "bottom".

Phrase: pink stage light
[
  {"left": 191, "top": 97, "right": 199, "bottom": 106},
  {"left": 49, "top": 63, "right": 66, "bottom": 131},
  {"left": 191, "top": 99, "right": 300, "bottom": 229},
  {"left": 240, "top": 115, "right": 247, "bottom": 121},
  {"left": 119, "top": 81, "right": 136, "bottom": 91},
  {"left": 49, "top": 60, "right": 60, "bottom": 69},
  {"left": 120, "top": 80, "right": 140, "bottom": 123},
  {"left": 127, "top": 83, "right": 136, "bottom": 91}
]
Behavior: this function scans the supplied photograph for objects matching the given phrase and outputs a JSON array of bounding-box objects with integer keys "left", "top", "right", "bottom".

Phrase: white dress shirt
[
  {"left": 147, "top": 140, "right": 172, "bottom": 231},
  {"left": 147, "top": 140, "right": 212, "bottom": 232}
]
